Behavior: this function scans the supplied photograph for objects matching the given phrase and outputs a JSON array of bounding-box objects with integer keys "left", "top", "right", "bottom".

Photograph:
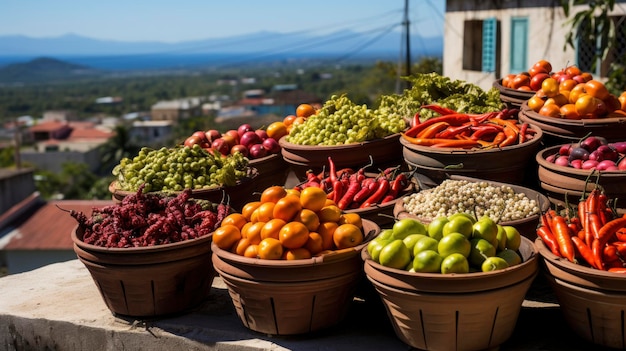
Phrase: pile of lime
[{"left": 367, "top": 214, "right": 524, "bottom": 274}]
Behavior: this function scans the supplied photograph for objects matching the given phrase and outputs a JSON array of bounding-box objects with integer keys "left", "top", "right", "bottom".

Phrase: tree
[
  {"left": 98, "top": 125, "right": 141, "bottom": 174},
  {"left": 560, "top": 0, "right": 624, "bottom": 92}
]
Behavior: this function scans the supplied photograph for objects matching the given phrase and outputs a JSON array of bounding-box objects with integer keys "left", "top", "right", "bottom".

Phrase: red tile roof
[
  {"left": 1, "top": 196, "right": 115, "bottom": 250},
  {"left": 29, "top": 121, "right": 69, "bottom": 133}
]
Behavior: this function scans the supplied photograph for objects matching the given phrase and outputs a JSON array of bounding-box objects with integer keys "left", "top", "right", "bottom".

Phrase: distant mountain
[
  {"left": 0, "top": 57, "right": 102, "bottom": 83},
  {"left": 0, "top": 31, "right": 442, "bottom": 62}
]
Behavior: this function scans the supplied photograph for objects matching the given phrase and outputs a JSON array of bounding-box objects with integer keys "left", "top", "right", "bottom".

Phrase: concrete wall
[
  {"left": 443, "top": 2, "right": 624, "bottom": 91},
  {"left": 20, "top": 148, "right": 102, "bottom": 174}
]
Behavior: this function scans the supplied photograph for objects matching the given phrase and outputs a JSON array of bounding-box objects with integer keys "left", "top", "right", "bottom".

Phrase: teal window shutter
[
  {"left": 510, "top": 17, "right": 528, "bottom": 73},
  {"left": 482, "top": 18, "right": 497, "bottom": 72}
]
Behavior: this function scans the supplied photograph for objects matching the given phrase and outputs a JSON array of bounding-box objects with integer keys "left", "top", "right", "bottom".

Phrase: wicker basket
[
  {"left": 536, "top": 237, "right": 626, "bottom": 349},
  {"left": 72, "top": 225, "right": 215, "bottom": 318},
  {"left": 362, "top": 236, "right": 538, "bottom": 351},
  {"left": 211, "top": 219, "right": 380, "bottom": 335}
]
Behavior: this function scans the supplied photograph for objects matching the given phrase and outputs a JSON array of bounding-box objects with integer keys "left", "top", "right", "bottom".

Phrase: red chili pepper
[
  {"left": 404, "top": 115, "right": 474, "bottom": 138},
  {"left": 537, "top": 225, "right": 561, "bottom": 257},
  {"left": 612, "top": 241, "right": 626, "bottom": 256},
  {"left": 417, "top": 121, "right": 450, "bottom": 139},
  {"left": 381, "top": 173, "right": 408, "bottom": 203},
  {"left": 411, "top": 112, "right": 421, "bottom": 127},
  {"left": 469, "top": 124, "right": 504, "bottom": 140},
  {"left": 436, "top": 123, "right": 473, "bottom": 139},
  {"left": 337, "top": 178, "right": 361, "bottom": 210},
  {"left": 497, "top": 124, "right": 520, "bottom": 147},
  {"left": 327, "top": 156, "right": 338, "bottom": 184},
  {"left": 596, "top": 217, "right": 626, "bottom": 246},
  {"left": 571, "top": 236, "right": 597, "bottom": 268},
  {"left": 518, "top": 123, "right": 529, "bottom": 144},
  {"left": 353, "top": 178, "right": 377, "bottom": 204},
  {"left": 360, "top": 178, "right": 390, "bottom": 208},
  {"left": 616, "top": 228, "right": 626, "bottom": 242},
  {"left": 603, "top": 243, "right": 620, "bottom": 263},
  {"left": 550, "top": 214, "right": 576, "bottom": 262}
]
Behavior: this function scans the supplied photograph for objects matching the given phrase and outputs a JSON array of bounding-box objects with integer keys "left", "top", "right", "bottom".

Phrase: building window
[
  {"left": 463, "top": 18, "right": 500, "bottom": 73},
  {"left": 510, "top": 17, "right": 529, "bottom": 73}
]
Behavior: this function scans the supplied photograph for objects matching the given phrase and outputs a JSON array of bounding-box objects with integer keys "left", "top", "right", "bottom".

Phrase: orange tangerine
[
  {"left": 279, "top": 221, "right": 310, "bottom": 249},
  {"left": 243, "top": 244, "right": 259, "bottom": 258},
  {"left": 258, "top": 238, "right": 283, "bottom": 260},
  {"left": 266, "top": 121, "right": 288, "bottom": 140},
  {"left": 333, "top": 223, "right": 364, "bottom": 249},
  {"left": 213, "top": 224, "right": 241, "bottom": 250},
  {"left": 305, "top": 232, "right": 324, "bottom": 255},
  {"left": 221, "top": 213, "right": 247, "bottom": 230},
  {"left": 261, "top": 218, "right": 287, "bottom": 240},
  {"left": 338, "top": 213, "right": 362, "bottom": 229},
  {"left": 296, "top": 103, "right": 316, "bottom": 118},
  {"left": 295, "top": 208, "right": 320, "bottom": 232},
  {"left": 317, "top": 221, "right": 339, "bottom": 250},
  {"left": 255, "top": 201, "right": 276, "bottom": 222},
  {"left": 283, "top": 247, "right": 312, "bottom": 260},
  {"left": 260, "top": 185, "right": 287, "bottom": 203},
  {"left": 232, "top": 237, "right": 252, "bottom": 256},
  {"left": 299, "top": 186, "right": 327, "bottom": 212},
  {"left": 318, "top": 205, "right": 341, "bottom": 223},
  {"left": 272, "top": 194, "right": 302, "bottom": 222},
  {"left": 241, "top": 201, "right": 262, "bottom": 221},
  {"left": 242, "top": 221, "right": 264, "bottom": 244}
]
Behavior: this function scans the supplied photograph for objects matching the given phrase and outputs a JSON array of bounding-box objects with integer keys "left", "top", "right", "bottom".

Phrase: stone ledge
[
  {"left": 0, "top": 259, "right": 605, "bottom": 351},
  {"left": 0, "top": 260, "right": 405, "bottom": 351}
]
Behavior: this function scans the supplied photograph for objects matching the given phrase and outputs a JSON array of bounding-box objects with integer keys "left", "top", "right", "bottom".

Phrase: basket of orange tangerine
[{"left": 211, "top": 185, "right": 380, "bottom": 336}]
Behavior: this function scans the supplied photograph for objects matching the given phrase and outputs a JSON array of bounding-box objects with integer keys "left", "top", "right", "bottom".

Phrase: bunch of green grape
[
  {"left": 286, "top": 94, "right": 407, "bottom": 146},
  {"left": 112, "top": 145, "right": 249, "bottom": 193}
]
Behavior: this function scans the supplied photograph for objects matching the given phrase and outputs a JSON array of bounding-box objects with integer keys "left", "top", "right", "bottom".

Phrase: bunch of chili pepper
[
  {"left": 294, "top": 157, "right": 411, "bottom": 210},
  {"left": 401, "top": 105, "right": 535, "bottom": 149},
  {"left": 536, "top": 187, "right": 626, "bottom": 273}
]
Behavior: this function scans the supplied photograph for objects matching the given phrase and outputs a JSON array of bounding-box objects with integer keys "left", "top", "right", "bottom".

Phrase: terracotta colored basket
[
  {"left": 279, "top": 133, "right": 404, "bottom": 181},
  {"left": 393, "top": 175, "right": 550, "bottom": 240},
  {"left": 211, "top": 219, "right": 380, "bottom": 335},
  {"left": 400, "top": 124, "right": 543, "bottom": 185},
  {"left": 109, "top": 167, "right": 258, "bottom": 212},
  {"left": 519, "top": 101, "right": 626, "bottom": 146},
  {"left": 535, "top": 237, "right": 626, "bottom": 349},
  {"left": 493, "top": 79, "right": 535, "bottom": 109},
  {"left": 536, "top": 145, "right": 626, "bottom": 215},
  {"left": 362, "top": 236, "right": 538, "bottom": 351},
  {"left": 71, "top": 225, "right": 215, "bottom": 318}
]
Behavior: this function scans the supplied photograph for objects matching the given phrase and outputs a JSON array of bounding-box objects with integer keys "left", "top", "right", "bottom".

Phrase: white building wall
[{"left": 443, "top": 4, "right": 617, "bottom": 91}]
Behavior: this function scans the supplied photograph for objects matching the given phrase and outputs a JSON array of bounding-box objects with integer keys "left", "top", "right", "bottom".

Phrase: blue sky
[{"left": 0, "top": 0, "right": 445, "bottom": 43}]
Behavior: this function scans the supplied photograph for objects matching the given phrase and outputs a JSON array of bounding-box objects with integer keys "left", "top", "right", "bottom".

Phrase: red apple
[
  {"left": 530, "top": 73, "right": 550, "bottom": 91},
  {"left": 191, "top": 130, "right": 208, "bottom": 143},
  {"left": 617, "top": 157, "right": 626, "bottom": 170},
  {"left": 220, "top": 134, "right": 238, "bottom": 149},
  {"left": 230, "top": 144, "right": 249, "bottom": 157},
  {"left": 240, "top": 131, "right": 262, "bottom": 148},
  {"left": 205, "top": 129, "right": 221, "bottom": 142},
  {"left": 249, "top": 144, "right": 268, "bottom": 158},
  {"left": 255, "top": 129, "right": 269, "bottom": 140},
  {"left": 184, "top": 135, "right": 203, "bottom": 147},
  {"left": 224, "top": 130, "right": 240, "bottom": 144},
  {"left": 262, "top": 137, "right": 281, "bottom": 154},
  {"left": 237, "top": 124, "right": 253, "bottom": 138},
  {"left": 211, "top": 138, "right": 230, "bottom": 155}
]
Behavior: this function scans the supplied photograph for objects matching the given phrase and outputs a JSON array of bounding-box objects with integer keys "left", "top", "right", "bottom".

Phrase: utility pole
[{"left": 396, "top": 0, "right": 411, "bottom": 93}]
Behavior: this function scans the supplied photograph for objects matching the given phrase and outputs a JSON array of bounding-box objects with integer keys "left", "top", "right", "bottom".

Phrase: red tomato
[
  {"left": 533, "top": 60, "right": 553, "bottom": 74},
  {"left": 584, "top": 80, "right": 610, "bottom": 100}
]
